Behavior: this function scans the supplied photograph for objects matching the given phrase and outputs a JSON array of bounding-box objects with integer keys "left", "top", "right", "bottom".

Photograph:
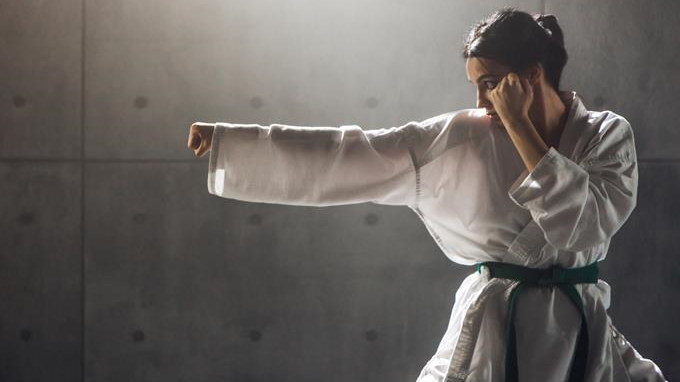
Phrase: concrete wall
[{"left": 1, "top": 0, "right": 678, "bottom": 380}]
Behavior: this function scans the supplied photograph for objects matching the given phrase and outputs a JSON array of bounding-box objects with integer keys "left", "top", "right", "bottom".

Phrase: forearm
[{"left": 503, "top": 116, "right": 549, "bottom": 172}]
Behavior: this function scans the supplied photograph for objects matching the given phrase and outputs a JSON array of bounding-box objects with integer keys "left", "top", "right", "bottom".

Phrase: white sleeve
[
  {"left": 206, "top": 119, "right": 440, "bottom": 207},
  {"left": 507, "top": 116, "right": 638, "bottom": 252}
]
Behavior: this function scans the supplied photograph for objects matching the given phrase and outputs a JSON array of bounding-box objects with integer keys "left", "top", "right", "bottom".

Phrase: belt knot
[{"left": 537, "top": 266, "right": 567, "bottom": 285}]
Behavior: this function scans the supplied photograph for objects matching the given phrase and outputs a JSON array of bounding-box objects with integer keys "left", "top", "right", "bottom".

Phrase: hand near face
[{"left": 488, "top": 72, "right": 534, "bottom": 124}]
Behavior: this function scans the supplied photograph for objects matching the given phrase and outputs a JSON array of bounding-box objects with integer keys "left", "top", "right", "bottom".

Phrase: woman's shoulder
[
  {"left": 585, "top": 108, "right": 632, "bottom": 132},
  {"left": 407, "top": 108, "right": 498, "bottom": 166},
  {"left": 579, "top": 108, "right": 636, "bottom": 162},
  {"left": 424, "top": 107, "right": 495, "bottom": 129}
]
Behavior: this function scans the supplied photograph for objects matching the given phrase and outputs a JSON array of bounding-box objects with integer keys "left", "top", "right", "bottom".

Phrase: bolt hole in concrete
[
  {"left": 365, "top": 97, "right": 379, "bottom": 108},
  {"left": 248, "top": 330, "right": 262, "bottom": 342},
  {"left": 132, "top": 329, "right": 145, "bottom": 342},
  {"left": 20, "top": 329, "right": 32, "bottom": 342},
  {"left": 17, "top": 212, "right": 36, "bottom": 225},
  {"left": 250, "top": 96, "right": 264, "bottom": 109},
  {"left": 132, "top": 213, "right": 147, "bottom": 224},
  {"left": 365, "top": 329, "right": 378, "bottom": 342},
  {"left": 134, "top": 96, "right": 148, "bottom": 108},
  {"left": 13, "top": 94, "right": 27, "bottom": 108},
  {"left": 248, "top": 213, "right": 262, "bottom": 225},
  {"left": 364, "top": 213, "right": 379, "bottom": 225}
]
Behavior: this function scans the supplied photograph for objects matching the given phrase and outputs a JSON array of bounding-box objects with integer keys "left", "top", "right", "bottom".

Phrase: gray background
[{"left": 1, "top": 0, "right": 678, "bottom": 381}]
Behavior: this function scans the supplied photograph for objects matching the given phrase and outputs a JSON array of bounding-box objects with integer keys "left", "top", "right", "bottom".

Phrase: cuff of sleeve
[
  {"left": 507, "top": 146, "right": 561, "bottom": 208},
  {"left": 207, "top": 123, "right": 226, "bottom": 195}
]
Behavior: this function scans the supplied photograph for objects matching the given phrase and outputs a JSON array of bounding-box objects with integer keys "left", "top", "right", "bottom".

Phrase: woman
[{"left": 187, "top": 8, "right": 667, "bottom": 382}]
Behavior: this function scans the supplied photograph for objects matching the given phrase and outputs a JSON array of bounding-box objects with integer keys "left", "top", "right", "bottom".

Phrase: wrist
[{"left": 502, "top": 114, "right": 531, "bottom": 128}]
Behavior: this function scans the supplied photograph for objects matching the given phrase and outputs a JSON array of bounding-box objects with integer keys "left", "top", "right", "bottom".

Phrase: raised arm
[{"left": 200, "top": 116, "right": 450, "bottom": 207}]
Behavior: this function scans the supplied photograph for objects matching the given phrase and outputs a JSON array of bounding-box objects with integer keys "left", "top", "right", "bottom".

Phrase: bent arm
[{"left": 507, "top": 117, "right": 638, "bottom": 252}]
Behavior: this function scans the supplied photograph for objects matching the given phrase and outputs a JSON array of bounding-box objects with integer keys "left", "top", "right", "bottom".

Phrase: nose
[{"left": 476, "top": 89, "right": 493, "bottom": 110}]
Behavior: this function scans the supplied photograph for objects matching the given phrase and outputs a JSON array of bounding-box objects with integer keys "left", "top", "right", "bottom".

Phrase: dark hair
[{"left": 462, "top": 7, "right": 568, "bottom": 91}]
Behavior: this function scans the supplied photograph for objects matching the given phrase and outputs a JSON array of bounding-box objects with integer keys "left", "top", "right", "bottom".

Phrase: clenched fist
[{"left": 187, "top": 122, "right": 216, "bottom": 157}]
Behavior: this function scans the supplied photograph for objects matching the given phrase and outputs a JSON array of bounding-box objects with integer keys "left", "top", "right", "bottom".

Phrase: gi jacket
[{"left": 206, "top": 91, "right": 667, "bottom": 382}]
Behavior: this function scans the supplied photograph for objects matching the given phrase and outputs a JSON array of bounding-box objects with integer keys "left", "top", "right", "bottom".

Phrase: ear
[{"left": 524, "top": 63, "right": 542, "bottom": 85}]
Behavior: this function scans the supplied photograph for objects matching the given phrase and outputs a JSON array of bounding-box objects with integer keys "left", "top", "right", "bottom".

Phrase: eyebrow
[{"left": 467, "top": 74, "right": 498, "bottom": 83}]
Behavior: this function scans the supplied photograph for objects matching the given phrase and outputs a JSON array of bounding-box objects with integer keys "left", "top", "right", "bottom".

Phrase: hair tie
[{"left": 536, "top": 14, "right": 554, "bottom": 38}]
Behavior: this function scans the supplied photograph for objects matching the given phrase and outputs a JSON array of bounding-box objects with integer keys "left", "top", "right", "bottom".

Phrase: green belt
[{"left": 475, "top": 261, "right": 599, "bottom": 382}]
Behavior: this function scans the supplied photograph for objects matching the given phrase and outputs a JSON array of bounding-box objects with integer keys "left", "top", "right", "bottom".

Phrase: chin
[{"left": 476, "top": 109, "right": 504, "bottom": 127}]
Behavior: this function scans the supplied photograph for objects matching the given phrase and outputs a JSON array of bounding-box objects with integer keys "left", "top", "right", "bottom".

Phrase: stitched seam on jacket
[
  {"left": 446, "top": 279, "right": 518, "bottom": 379},
  {"left": 409, "top": 147, "right": 421, "bottom": 209},
  {"left": 581, "top": 152, "right": 634, "bottom": 168}
]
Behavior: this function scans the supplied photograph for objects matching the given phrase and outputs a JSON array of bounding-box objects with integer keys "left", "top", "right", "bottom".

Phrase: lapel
[{"left": 556, "top": 90, "right": 591, "bottom": 161}]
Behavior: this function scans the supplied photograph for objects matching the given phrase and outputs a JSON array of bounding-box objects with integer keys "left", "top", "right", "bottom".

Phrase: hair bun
[
  {"left": 538, "top": 14, "right": 557, "bottom": 30},
  {"left": 535, "top": 14, "right": 564, "bottom": 47}
]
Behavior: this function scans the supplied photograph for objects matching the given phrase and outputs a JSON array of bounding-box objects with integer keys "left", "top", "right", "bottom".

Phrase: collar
[{"left": 556, "top": 90, "right": 590, "bottom": 159}]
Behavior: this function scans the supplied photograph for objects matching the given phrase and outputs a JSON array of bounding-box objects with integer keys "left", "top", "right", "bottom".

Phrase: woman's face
[{"left": 465, "top": 57, "right": 513, "bottom": 124}]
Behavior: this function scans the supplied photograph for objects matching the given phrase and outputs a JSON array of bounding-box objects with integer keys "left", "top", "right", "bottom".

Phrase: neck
[{"left": 529, "top": 85, "right": 569, "bottom": 149}]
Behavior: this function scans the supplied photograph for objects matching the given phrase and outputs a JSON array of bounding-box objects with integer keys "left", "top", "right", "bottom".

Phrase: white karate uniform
[{"left": 206, "top": 90, "right": 667, "bottom": 381}]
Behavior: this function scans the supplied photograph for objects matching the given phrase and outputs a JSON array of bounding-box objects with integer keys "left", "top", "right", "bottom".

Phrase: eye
[{"left": 483, "top": 80, "right": 498, "bottom": 90}]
